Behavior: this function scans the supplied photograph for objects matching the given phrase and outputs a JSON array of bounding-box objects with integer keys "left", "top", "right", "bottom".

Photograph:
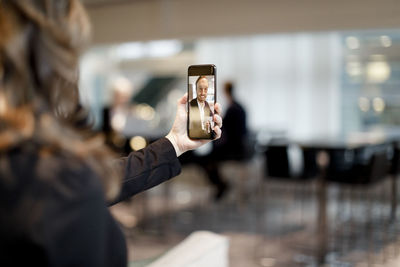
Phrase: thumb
[
  {"left": 178, "top": 93, "right": 188, "bottom": 105},
  {"left": 177, "top": 93, "right": 187, "bottom": 112}
]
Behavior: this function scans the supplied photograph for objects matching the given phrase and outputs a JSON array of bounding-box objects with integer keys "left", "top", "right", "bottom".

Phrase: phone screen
[{"left": 188, "top": 73, "right": 216, "bottom": 139}]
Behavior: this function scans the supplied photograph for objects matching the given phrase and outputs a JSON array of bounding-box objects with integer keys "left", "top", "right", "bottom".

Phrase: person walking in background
[
  {"left": 102, "top": 77, "right": 135, "bottom": 154},
  {"left": 215, "top": 81, "right": 247, "bottom": 158},
  {"left": 203, "top": 81, "right": 248, "bottom": 200},
  {"left": 0, "top": 1, "right": 222, "bottom": 266}
]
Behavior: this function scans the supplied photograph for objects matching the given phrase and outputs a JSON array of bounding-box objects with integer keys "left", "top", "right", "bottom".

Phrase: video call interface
[{"left": 188, "top": 75, "right": 215, "bottom": 139}]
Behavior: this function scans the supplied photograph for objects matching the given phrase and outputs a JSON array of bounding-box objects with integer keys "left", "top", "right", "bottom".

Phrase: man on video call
[{"left": 189, "top": 76, "right": 214, "bottom": 138}]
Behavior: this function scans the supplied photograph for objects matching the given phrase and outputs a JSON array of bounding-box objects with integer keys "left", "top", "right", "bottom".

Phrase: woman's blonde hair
[{"left": 0, "top": 0, "right": 121, "bottom": 200}]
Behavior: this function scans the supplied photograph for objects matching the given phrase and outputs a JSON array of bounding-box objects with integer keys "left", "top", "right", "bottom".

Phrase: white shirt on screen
[{"left": 197, "top": 100, "right": 205, "bottom": 130}]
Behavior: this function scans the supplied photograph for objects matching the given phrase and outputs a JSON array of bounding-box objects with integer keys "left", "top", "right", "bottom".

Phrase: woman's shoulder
[
  {"left": 0, "top": 142, "right": 116, "bottom": 266},
  {"left": 1, "top": 141, "right": 105, "bottom": 202}
]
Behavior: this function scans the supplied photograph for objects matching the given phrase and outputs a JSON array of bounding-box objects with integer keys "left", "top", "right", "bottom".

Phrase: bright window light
[
  {"left": 147, "top": 40, "right": 183, "bottom": 58},
  {"left": 113, "top": 40, "right": 183, "bottom": 60},
  {"left": 113, "top": 42, "right": 144, "bottom": 60}
]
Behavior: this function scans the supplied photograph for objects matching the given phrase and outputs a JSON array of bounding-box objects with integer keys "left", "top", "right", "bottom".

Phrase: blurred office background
[{"left": 79, "top": 0, "right": 400, "bottom": 266}]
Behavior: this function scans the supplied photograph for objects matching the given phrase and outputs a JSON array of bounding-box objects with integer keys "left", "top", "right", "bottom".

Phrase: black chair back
[
  {"left": 265, "top": 145, "right": 290, "bottom": 178},
  {"left": 265, "top": 144, "right": 318, "bottom": 180},
  {"left": 389, "top": 142, "right": 400, "bottom": 175},
  {"left": 367, "top": 152, "right": 389, "bottom": 184},
  {"left": 328, "top": 150, "right": 388, "bottom": 185}
]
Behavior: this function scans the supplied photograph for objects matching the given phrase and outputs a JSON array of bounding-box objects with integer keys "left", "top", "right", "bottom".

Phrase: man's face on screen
[{"left": 196, "top": 78, "right": 208, "bottom": 103}]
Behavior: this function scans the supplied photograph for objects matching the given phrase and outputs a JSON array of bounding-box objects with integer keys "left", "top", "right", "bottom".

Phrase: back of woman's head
[
  {"left": 0, "top": 0, "right": 90, "bottom": 117},
  {"left": 0, "top": 0, "right": 120, "bottom": 200}
]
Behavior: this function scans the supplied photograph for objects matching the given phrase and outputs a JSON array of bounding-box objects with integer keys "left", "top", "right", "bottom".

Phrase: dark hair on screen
[
  {"left": 0, "top": 0, "right": 121, "bottom": 201},
  {"left": 195, "top": 75, "right": 208, "bottom": 87}
]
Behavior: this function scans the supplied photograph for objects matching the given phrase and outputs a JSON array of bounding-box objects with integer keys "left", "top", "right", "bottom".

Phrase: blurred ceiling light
[
  {"left": 346, "top": 61, "right": 362, "bottom": 77},
  {"left": 111, "top": 113, "right": 127, "bottom": 131},
  {"left": 366, "top": 61, "right": 391, "bottom": 83},
  {"left": 147, "top": 40, "right": 183, "bottom": 58},
  {"left": 113, "top": 42, "right": 144, "bottom": 60},
  {"left": 358, "top": 97, "right": 370, "bottom": 112},
  {"left": 346, "top": 36, "right": 360, "bottom": 49},
  {"left": 136, "top": 103, "right": 155, "bottom": 120},
  {"left": 130, "top": 136, "right": 147, "bottom": 151},
  {"left": 380, "top": 35, "right": 392, "bottom": 47},
  {"left": 372, "top": 97, "right": 385, "bottom": 113}
]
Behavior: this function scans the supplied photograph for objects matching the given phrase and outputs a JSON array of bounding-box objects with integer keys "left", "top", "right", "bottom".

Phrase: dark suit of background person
[
  {"left": 204, "top": 82, "right": 248, "bottom": 200},
  {"left": 189, "top": 98, "right": 214, "bottom": 139},
  {"left": 213, "top": 82, "right": 247, "bottom": 159}
]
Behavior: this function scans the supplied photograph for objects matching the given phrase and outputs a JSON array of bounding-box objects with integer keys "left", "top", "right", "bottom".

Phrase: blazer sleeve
[{"left": 108, "top": 137, "right": 181, "bottom": 206}]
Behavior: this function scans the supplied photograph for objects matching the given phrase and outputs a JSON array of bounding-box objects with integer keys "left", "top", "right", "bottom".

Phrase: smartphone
[{"left": 187, "top": 64, "right": 217, "bottom": 139}]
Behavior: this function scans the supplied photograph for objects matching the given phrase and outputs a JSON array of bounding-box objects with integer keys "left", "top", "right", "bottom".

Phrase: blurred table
[{"left": 294, "top": 138, "right": 392, "bottom": 265}]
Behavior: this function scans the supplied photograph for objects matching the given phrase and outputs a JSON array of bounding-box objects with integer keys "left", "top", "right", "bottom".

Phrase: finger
[
  {"left": 176, "top": 93, "right": 188, "bottom": 114},
  {"left": 213, "top": 126, "right": 222, "bottom": 140},
  {"left": 178, "top": 93, "right": 188, "bottom": 105},
  {"left": 213, "top": 114, "right": 222, "bottom": 128},
  {"left": 214, "top": 103, "right": 222, "bottom": 115}
]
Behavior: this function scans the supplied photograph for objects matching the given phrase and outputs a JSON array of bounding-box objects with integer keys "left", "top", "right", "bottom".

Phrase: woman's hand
[{"left": 166, "top": 93, "right": 222, "bottom": 157}]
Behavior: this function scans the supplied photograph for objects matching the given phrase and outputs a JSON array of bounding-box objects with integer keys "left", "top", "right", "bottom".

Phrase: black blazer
[
  {"left": 0, "top": 138, "right": 181, "bottom": 267},
  {"left": 189, "top": 98, "right": 214, "bottom": 139}
]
